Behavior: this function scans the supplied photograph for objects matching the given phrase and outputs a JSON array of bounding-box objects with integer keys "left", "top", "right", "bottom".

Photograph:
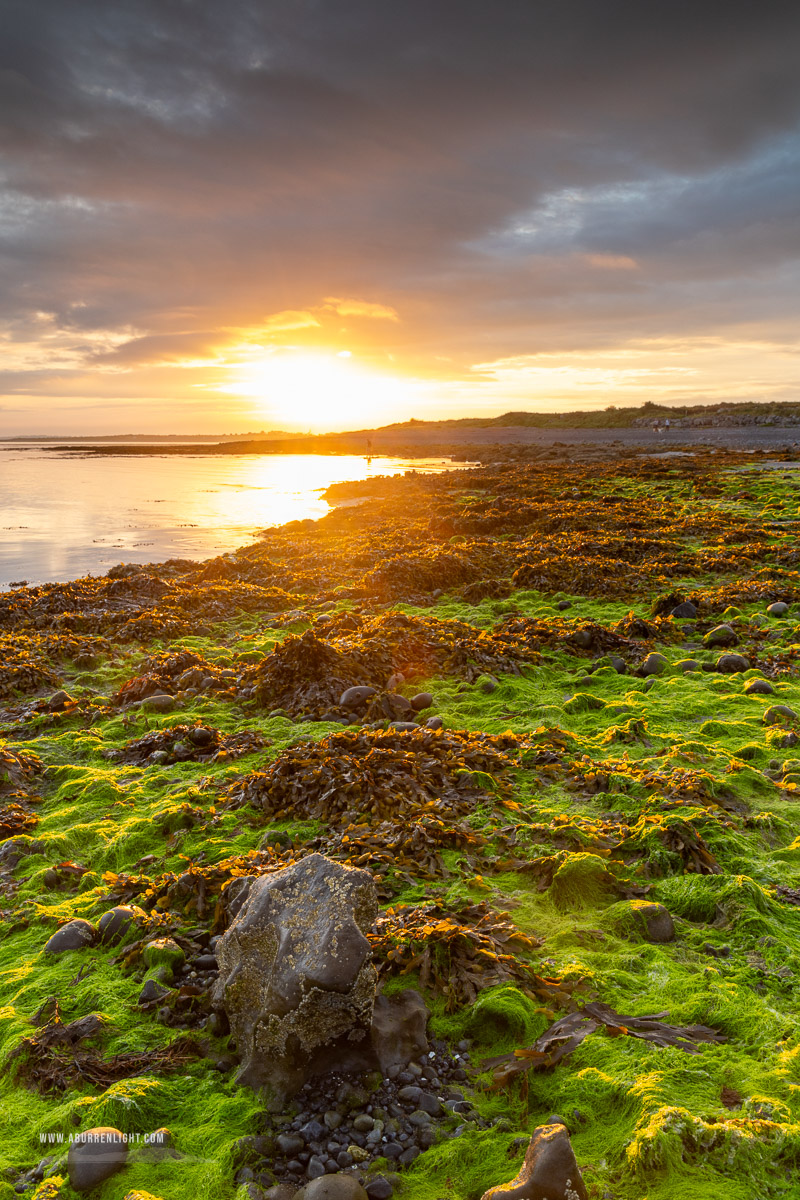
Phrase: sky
[{"left": 2, "top": 0, "right": 799, "bottom": 434}]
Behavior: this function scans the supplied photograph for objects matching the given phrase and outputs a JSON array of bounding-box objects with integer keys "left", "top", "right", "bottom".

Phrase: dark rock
[
  {"left": 277, "top": 1133, "right": 305, "bottom": 1156},
  {"left": 410, "top": 693, "right": 433, "bottom": 712},
  {"left": 632, "top": 901, "right": 675, "bottom": 943},
  {"left": 399, "top": 1147, "right": 420, "bottom": 1165},
  {"left": 389, "top": 722, "right": 419, "bottom": 732},
  {"left": 767, "top": 602, "right": 789, "bottom": 617},
  {"left": 745, "top": 678, "right": 775, "bottom": 696},
  {"left": 480, "top": 1122, "right": 588, "bottom": 1200},
  {"left": 137, "top": 978, "right": 173, "bottom": 1005},
  {"left": 641, "top": 653, "right": 668, "bottom": 676},
  {"left": 365, "top": 1177, "right": 393, "bottom": 1200},
  {"left": 67, "top": 1127, "right": 128, "bottom": 1192},
  {"left": 417, "top": 1092, "right": 442, "bottom": 1116},
  {"left": 479, "top": 676, "right": 498, "bottom": 693},
  {"left": 306, "top": 1156, "right": 327, "bottom": 1179},
  {"left": 556, "top": 600, "right": 571, "bottom": 611},
  {"left": 608, "top": 656, "right": 626, "bottom": 674},
  {"left": 213, "top": 854, "right": 378, "bottom": 1100},
  {"left": 671, "top": 602, "right": 697, "bottom": 618},
  {"left": 703, "top": 624, "right": 738, "bottom": 647},
  {"left": 300, "top": 1120, "right": 327, "bottom": 1143},
  {"left": 764, "top": 705, "right": 798, "bottom": 726},
  {"left": 570, "top": 629, "right": 593, "bottom": 649},
  {"left": 716, "top": 653, "right": 750, "bottom": 673},
  {"left": 44, "top": 919, "right": 96, "bottom": 954},
  {"left": 397, "top": 1085, "right": 422, "bottom": 1105},
  {"left": 371, "top": 989, "right": 429, "bottom": 1075},
  {"left": 340, "top": 686, "right": 379, "bottom": 709},
  {"left": 425, "top": 716, "right": 443, "bottom": 730},
  {"left": 195, "top": 954, "right": 218, "bottom": 971},
  {"left": 97, "top": 905, "right": 140, "bottom": 945},
  {"left": 0, "top": 837, "right": 44, "bottom": 868},
  {"left": 677, "top": 659, "right": 700, "bottom": 673},
  {"left": 382, "top": 1142, "right": 403, "bottom": 1159},
  {"left": 48, "top": 690, "right": 75, "bottom": 712}
]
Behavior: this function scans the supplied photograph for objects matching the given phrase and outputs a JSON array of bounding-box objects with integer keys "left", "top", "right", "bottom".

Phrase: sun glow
[{"left": 223, "top": 351, "right": 417, "bottom": 430}]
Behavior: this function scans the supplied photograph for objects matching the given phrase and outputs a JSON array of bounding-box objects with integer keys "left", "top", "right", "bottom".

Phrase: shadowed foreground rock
[
  {"left": 67, "top": 1127, "right": 128, "bottom": 1192},
  {"left": 213, "top": 853, "right": 378, "bottom": 1100},
  {"left": 481, "top": 1122, "right": 588, "bottom": 1200}
]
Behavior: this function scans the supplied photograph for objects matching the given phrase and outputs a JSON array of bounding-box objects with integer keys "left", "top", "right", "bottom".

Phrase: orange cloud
[
  {"left": 323, "top": 297, "right": 400, "bottom": 321},
  {"left": 585, "top": 254, "right": 639, "bottom": 270}
]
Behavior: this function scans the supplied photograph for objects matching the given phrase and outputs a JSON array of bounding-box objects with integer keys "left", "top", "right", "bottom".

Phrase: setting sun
[{"left": 222, "top": 351, "right": 419, "bottom": 430}]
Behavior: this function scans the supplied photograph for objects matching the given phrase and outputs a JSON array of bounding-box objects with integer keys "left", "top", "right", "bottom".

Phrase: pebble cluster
[{"left": 234, "top": 1042, "right": 481, "bottom": 1196}]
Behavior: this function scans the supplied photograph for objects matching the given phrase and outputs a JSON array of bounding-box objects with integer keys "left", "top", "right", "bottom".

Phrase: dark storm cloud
[{"left": 1, "top": 0, "right": 800, "bottom": 374}]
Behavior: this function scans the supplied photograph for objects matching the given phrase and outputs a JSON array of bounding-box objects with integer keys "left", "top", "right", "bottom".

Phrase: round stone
[
  {"left": 703, "top": 624, "right": 738, "bottom": 647},
  {"left": 299, "top": 1176, "right": 369, "bottom": 1200},
  {"left": 767, "top": 602, "right": 789, "bottom": 617},
  {"left": 745, "top": 678, "right": 775, "bottom": 696},
  {"left": 97, "top": 906, "right": 139, "bottom": 945},
  {"left": 764, "top": 705, "right": 798, "bottom": 726},
  {"left": 339, "top": 686, "right": 378, "bottom": 709},
  {"left": 410, "top": 693, "right": 433, "bottom": 712},
  {"left": 44, "top": 919, "right": 96, "bottom": 954},
  {"left": 715, "top": 653, "right": 750, "bottom": 673},
  {"left": 641, "top": 653, "right": 668, "bottom": 676},
  {"left": 67, "top": 1127, "right": 128, "bottom": 1192}
]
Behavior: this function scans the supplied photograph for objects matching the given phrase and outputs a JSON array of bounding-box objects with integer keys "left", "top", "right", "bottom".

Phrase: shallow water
[{"left": 0, "top": 446, "right": 464, "bottom": 589}]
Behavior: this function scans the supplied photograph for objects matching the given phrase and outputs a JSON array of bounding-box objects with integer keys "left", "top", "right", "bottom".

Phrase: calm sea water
[{"left": 0, "top": 445, "right": 467, "bottom": 590}]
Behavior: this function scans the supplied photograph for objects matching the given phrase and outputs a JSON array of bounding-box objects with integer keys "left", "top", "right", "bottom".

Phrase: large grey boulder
[
  {"left": 213, "top": 854, "right": 378, "bottom": 1101},
  {"left": 481, "top": 1122, "right": 588, "bottom": 1200}
]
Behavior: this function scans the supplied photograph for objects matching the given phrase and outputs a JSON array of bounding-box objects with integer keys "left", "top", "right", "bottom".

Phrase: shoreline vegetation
[
  {"left": 6, "top": 399, "right": 800, "bottom": 461},
  {"left": 4, "top": 439, "right": 800, "bottom": 1198}
]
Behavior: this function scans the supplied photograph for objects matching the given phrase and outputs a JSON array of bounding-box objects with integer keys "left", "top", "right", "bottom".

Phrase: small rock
[
  {"left": 641, "top": 653, "right": 668, "bottom": 676},
  {"left": 480, "top": 1122, "right": 588, "bottom": 1200},
  {"left": 48, "top": 690, "right": 75, "bottom": 711},
  {"left": 139, "top": 693, "right": 176, "bottom": 713},
  {"left": 324, "top": 1110, "right": 342, "bottom": 1130},
  {"left": 67, "top": 1127, "right": 128, "bottom": 1192},
  {"left": 382, "top": 1142, "right": 403, "bottom": 1159},
  {"left": 767, "top": 602, "right": 789, "bottom": 617},
  {"left": 631, "top": 901, "right": 675, "bottom": 944},
  {"left": 143, "top": 937, "right": 185, "bottom": 980},
  {"left": 570, "top": 629, "right": 593, "bottom": 649},
  {"left": 676, "top": 659, "right": 701, "bottom": 673},
  {"left": 410, "top": 693, "right": 433, "bottom": 712},
  {"left": 745, "top": 678, "right": 775, "bottom": 696},
  {"left": 365, "top": 1178, "right": 393, "bottom": 1200},
  {"left": 425, "top": 716, "right": 443, "bottom": 730},
  {"left": 306, "top": 1156, "right": 327, "bottom": 1179},
  {"left": 353, "top": 1114, "right": 374, "bottom": 1132},
  {"left": 277, "top": 1133, "right": 305, "bottom": 1156},
  {"left": 716, "top": 653, "right": 750, "bottom": 673},
  {"left": 556, "top": 600, "right": 571, "bottom": 611},
  {"left": 340, "top": 686, "right": 378, "bottom": 709},
  {"left": 764, "top": 705, "right": 798, "bottom": 726},
  {"left": 417, "top": 1092, "right": 442, "bottom": 1116},
  {"left": 389, "top": 721, "right": 419, "bottom": 732},
  {"left": 299, "top": 1177, "right": 369, "bottom": 1200},
  {"left": 97, "top": 906, "right": 139, "bottom": 945},
  {"left": 399, "top": 1146, "right": 420, "bottom": 1165},
  {"left": 44, "top": 919, "right": 96, "bottom": 954},
  {"left": 195, "top": 954, "right": 218, "bottom": 971},
  {"left": 703, "top": 624, "right": 738, "bottom": 647},
  {"left": 137, "top": 979, "right": 172, "bottom": 1006},
  {"left": 264, "top": 1187, "right": 298, "bottom": 1200},
  {"left": 671, "top": 602, "right": 697, "bottom": 618},
  {"left": 608, "top": 655, "right": 626, "bottom": 674}
]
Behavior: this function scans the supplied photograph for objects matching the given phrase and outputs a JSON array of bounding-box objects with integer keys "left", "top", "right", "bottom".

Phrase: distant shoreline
[{"left": 5, "top": 423, "right": 798, "bottom": 463}]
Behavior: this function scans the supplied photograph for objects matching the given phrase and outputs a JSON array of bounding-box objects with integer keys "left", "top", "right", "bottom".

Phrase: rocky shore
[{"left": 3, "top": 444, "right": 800, "bottom": 1200}]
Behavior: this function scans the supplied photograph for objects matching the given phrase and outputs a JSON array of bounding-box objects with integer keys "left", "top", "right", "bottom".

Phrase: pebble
[
  {"left": 767, "top": 601, "right": 790, "bottom": 617},
  {"left": 340, "top": 686, "right": 378, "bottom": 709},
  {"left": 671, "top": 601, "right": 697, "bottom": 618},
  {"left": 641, "top": 652, "right": 667, "bottom": 676},
  {"left": 703, "top": 624, "right": 738, "bottom": 647},
  {"left": 410, "top": 693, "right": 433, "bottom": 711},
  {"left": 138, "top": 693, "right": 176, "bottom": 712}
]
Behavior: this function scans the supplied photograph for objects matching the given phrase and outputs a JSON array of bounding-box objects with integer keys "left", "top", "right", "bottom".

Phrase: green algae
[{"left": 5, "top": 455, "right": 800, "bottom": 1198}]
